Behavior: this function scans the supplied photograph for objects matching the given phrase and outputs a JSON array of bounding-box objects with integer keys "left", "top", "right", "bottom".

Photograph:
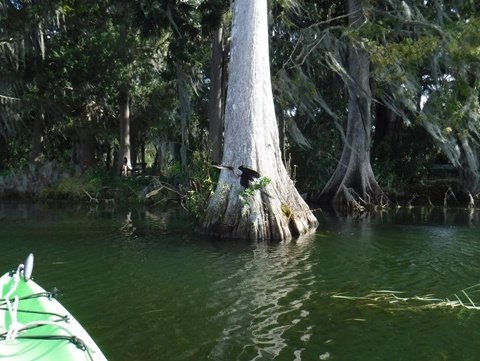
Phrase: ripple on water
[
  {"left": 208, "top": 237, "right": 322, "bottom": 360},
  {"left": 4, "top": 205, "right": 480, "bottom": 361}
]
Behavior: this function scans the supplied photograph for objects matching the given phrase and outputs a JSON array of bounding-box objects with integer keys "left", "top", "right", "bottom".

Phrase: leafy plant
[
  {"left": 184, "top": 151, "right": 217, "bottom": 218},
  {"left": 238, "top": 177, "right": 271, "bottom": 206}
]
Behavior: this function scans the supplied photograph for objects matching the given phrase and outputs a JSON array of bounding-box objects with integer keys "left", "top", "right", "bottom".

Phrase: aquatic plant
[{"left": 332, "top": 283, "right": 480, "bottom": 310}]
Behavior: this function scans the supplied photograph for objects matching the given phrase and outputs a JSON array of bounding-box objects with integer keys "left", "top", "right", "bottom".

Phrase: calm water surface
[{"left": 1, "top": 202, "right": 480, "bottom": 361}]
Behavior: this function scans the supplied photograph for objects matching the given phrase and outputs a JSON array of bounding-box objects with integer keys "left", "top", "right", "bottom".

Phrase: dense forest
[{"left": 1, "top": 0, "right": 480, "bottom": 219}]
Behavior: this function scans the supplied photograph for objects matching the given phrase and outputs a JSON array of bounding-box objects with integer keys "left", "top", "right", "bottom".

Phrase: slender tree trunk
[
  {"left": 29, "top": 37, "right": 46, "bottom": 165},
  {"left": 277, "top": 108, "right": 286, "bottom": 164},
  {"left": 29, "top": 110, "right": 45, "bottom": 164},
  {"left": 318, "top": 0, "right": 385, "bottom": 208},
  {"left": 0, "top": 135, "right": 7, "bottom": 170},
  {"left": 208, "top": 23, "right": 226, "bottom": 164},
  {"left": 118, "top": 84, "right": 131, "bottom": 175},
  {"left": 80, "top": 136, "right": 96, "bottom": 170},
  {"left": 201, "top": 0, "right": 318, "bottom": 241},
  {"left": 373, "top": 103, "right": 397, "bottom": 159},
  {"left": 176, "top": 60, "right": 190, "bottom": 171},
  {"left": 105, "top": 143, "right": 112, "bottom": 170},
  {"left": 116, "top": 0, "right": 131, "bottom": 176}
]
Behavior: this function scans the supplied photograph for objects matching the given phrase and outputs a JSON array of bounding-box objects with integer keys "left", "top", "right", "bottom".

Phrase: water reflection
[
  {"left": 321, "top": 205, "right": 480, "bottom": 228},
  {"left": 209, "top": 234, "right": 318, "bottom": 360},
  {"left": 1, "top": 203, "right": 480, "bottom": 360}
]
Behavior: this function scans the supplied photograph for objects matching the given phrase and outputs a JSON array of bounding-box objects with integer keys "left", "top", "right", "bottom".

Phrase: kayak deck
[{"left": 0, "top": 265, "right": 107, "bottom": 360}]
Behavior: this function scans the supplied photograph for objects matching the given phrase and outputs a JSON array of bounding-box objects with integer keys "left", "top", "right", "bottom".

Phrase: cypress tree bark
[
  {"left": 201, "top": 0, "right": 318, "bottom": 241},
  {"left": 318, "top": 0, "right": 385, "bottom": 208}
]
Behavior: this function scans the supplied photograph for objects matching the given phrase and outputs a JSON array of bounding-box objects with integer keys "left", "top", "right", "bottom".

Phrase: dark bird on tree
[
  {"left": 211, "top": 164, "right": 261, "bottom": 189},
  {"left": 238, "top": 165, "right": 260, "bottom": 188}
]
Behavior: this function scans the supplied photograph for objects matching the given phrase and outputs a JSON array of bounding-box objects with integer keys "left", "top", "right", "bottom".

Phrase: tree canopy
[{"left": 1, "top": 0, "right": 480, "bottom": 213}]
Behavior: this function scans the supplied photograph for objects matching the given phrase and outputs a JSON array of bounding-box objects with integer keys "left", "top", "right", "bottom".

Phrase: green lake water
[{"left": 1, "top": 202, "right": 480, "bottom": 360}]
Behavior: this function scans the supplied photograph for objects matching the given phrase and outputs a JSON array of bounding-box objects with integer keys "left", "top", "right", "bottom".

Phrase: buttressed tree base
[{"left": 201, "top": 0, "right": 318, "bottom": 241}]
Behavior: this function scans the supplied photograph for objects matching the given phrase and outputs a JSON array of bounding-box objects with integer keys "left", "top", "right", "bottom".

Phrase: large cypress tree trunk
[
  {"left": 318, "top": 0, "right": 385, "bottom": 208},
  {"left": 201, "top": 0, "right": 318, "bottom": 241}
]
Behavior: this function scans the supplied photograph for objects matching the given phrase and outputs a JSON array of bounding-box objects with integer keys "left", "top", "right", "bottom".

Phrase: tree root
[
  {"left": 341, "top": 185, "right": 389, "bottom": 212},
  {"left": 443, "top": 186, "right": 457, "bottom": 206},
  {"left": 82, "top": 190, "right": 115, "bottom": 205},
  {"left": 145, "top": 182, "right": 183, "bottom": 199}
]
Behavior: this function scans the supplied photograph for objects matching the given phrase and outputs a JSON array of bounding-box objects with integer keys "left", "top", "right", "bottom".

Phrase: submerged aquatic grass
[{"left": 332, "top": 283, "right": 480, "bottom": 310}]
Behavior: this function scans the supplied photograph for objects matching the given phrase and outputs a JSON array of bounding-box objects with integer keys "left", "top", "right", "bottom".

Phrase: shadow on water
[{"left": 2, "top": 202, "right": 480, "bottom": 360}]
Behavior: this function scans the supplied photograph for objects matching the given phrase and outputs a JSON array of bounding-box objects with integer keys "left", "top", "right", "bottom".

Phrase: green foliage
[
  {"left": 184, "top": 151, "right": 217, "bottom": 218},
  {"left": 368, "top": 35, "right": 440, "bottom": 96},
  {"left": 51, "top": 168, "right": 108, "bottom": 200},
  {"left": 163, "top": 161, "right": 184, "bottom": 185},
  {"left": 3, "top": 139, "right": 30, "bottom": 169},
  {"left": 44, "top": 167, "right": 150, "bottom": 203},
  {"left": 2, "top": 0, "right": 480, "bottom": 204},
  {"left": 238, "top": 177, "right": 271, "bottom": 206},
  {"left": 373, "top": 160, "right": 397, "bottom": 189}
]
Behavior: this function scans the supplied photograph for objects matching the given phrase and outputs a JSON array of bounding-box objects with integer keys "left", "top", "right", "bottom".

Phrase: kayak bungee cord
[
  {"left": 1, "top": 254, "right": 99, "bottom": 361},
  {"left": 0, "top": 334, "right": 96, "bottom": 361},
  {"left": 0, "top": 315, "right": 97, "bottom": 361},
  {"left": 0, "top": 287, "right": 61, "bottom": 306},
  {"left": 1, "top": 321, "right": 96, "bottom": 360},
  {"left": 0, "top": 288, "right": 69, "bottom": 322},
  {"left": 0, "top": 306, "right": 69, "bottom": 322},
  {"left": 0, "top": 309, "right": 70, "bottom": 337}
]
